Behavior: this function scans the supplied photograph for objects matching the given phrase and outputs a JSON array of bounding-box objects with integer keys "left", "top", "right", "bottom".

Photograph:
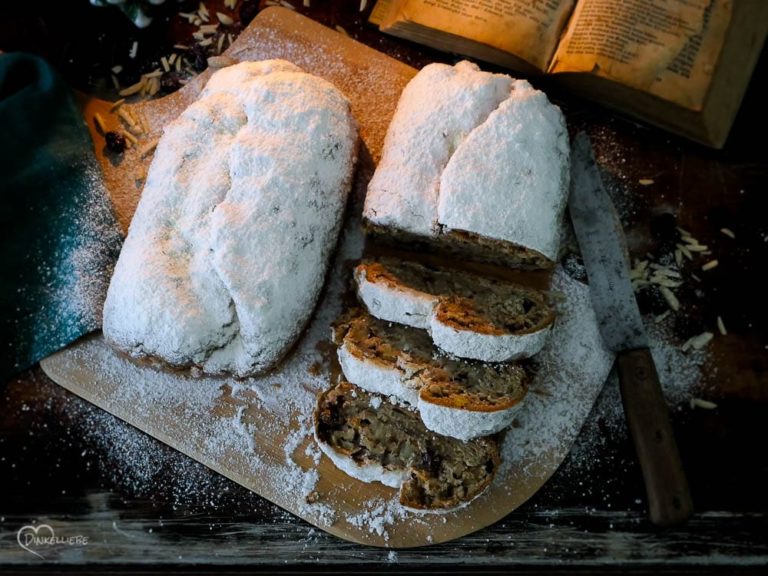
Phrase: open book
[{"left": 370, "top": 0, "right": 767, "bottom": 148}]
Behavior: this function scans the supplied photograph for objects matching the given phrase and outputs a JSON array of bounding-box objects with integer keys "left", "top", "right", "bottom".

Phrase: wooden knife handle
[{"left": 617, "top": 348, "right": 693, "bottom": 526}]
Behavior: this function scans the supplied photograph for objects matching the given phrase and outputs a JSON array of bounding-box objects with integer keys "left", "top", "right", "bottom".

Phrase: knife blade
[{"left": 568, "top": 132, "right": 693, "bottom": 527}]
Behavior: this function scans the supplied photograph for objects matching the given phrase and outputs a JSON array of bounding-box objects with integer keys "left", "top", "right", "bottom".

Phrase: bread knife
[{"left": 568, "top": 132, "right": 693, "bottom": 526}]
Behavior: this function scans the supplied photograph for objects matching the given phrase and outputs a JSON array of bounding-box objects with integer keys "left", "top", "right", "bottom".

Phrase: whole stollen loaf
[
  {"left": 364, "top": 60, "right": 569, "bottom": 268},
  {"left": 103, "top": 60, "right": 358, "bottom": 377}
]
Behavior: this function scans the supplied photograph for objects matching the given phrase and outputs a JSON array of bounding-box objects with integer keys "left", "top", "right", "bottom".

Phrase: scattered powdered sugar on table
[
  {"left": 46, "top": 161, "right": 122, "bottom": 328},
  {"left": 347, "top": 498, "right": 412, "bottom": 540},
  {"left": 8, "top": 153, "right": 122, "bottom": 376},
  {"left": 66, "top": 397, "right": 253, "bottom": 511},
  {"left": 562, "top": 312, "right": 709, "bottom": 486},
  {"left": 552, "top": 125, "right": 713, "bottom": 487}
]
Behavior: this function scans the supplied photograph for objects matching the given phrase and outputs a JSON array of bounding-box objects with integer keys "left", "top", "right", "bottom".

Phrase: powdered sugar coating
[
  {"left": 314, "top": 429, "right": 407, "bottom": 489},
  {"left": 438, "top": 81, "right": 569, "bottom": 260},
  {"left": 418, "top": 396, "right": 523, "bottom": 441},
  {"left": 364, "top": 61, "right": 568, "bottom": 262},
  {"left": 337, "top": 345, "right": 421, "bottom": 406},
  {"left": 364, "top": 61, "right": 512, "bottom": 236},
  {"left": 429, "top": 316, "right": 552, "bottom": 362},
  {"left": 103, "top": 60, "right": 358, "bottom": 376},
  {"left": 354, "top": 266, "right": 435, "bottom": 329}
]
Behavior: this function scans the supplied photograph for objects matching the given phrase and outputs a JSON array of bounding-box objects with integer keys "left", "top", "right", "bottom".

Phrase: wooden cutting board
[{"left": 41, "top": 7, "right": 614, "bottom": 548}]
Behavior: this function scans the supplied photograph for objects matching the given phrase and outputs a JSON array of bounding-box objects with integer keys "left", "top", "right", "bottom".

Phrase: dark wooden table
[{"left": 1, "top": 1, "right": 767, "bottom": 573}]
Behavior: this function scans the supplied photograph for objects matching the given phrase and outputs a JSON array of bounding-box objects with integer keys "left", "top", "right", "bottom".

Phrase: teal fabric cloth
[{"left": 0, "top": 53, "right": 122, "bottom": 382}]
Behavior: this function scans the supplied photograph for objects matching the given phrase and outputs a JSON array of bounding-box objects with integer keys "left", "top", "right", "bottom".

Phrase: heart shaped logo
[{"left": 17, "top": 524, "right": 54, "bottom": 559}]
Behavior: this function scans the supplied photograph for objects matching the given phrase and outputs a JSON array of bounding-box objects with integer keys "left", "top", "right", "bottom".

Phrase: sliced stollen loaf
[
  {"left": 364, "top": 60, "right": 569, "bottom": 269},
  {"left": 315, "top": 381, "right": 500, "bottom": 510},
  {"left": 103, "top": 60, "right": 358, "bottom": 377},
  {"left": 333, "top": 313, "right": 528, "bottom": 440},
  {"left": 354, "top": 257, "right": 555, "bottom": 362}
]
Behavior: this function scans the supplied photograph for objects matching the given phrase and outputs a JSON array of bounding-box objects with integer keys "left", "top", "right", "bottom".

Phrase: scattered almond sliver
[
  {"left": 208, "top": 55, "right": 237, "bottom": 69},
  {"left": 655, "top": 311, "right": 670, "bottom": 323},
  {"left": 217, "top": 12, "right": 234, "bottom": 26},
  {"left": 659, "top": 285, "right": 680, "bottom": 312},
  {"left": 139, "top": 138, "right": 159, "bottom": 158},
  {"left": 117, "top": 108, "right": 139, "bottom": 132},
  {"left": 717, "top": 316, "right": 727, "bottom": 336},
  {"left": 690, "top": 398, "right": 718, "bottom": 410},
  {"left": 682, "top": 332, "right": 714, "bottom": 352},
  {"left": 118, "top": 79, "right": 145, "bottom": 97},
  {"left": 678, "top": 244, "right": 693, "bottom": 260},
  {"left": 93, "top": 112, "right": 107, "bottom": 133},
  {"left": 109, "top": 98, "right": 126, "bottom": 112},
  {"left": 123, "top": 130, "right": 138, "bottom": 145}
]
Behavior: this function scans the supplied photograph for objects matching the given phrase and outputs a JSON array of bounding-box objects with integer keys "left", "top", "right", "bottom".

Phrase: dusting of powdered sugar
[
  {"left": 45, "top": 163, "right": 122, "bottom": 327},
  {"left": 38, "top": 31, "right": 712, "bottom": 542},
  {"left": 563, "top": 315, "right": 709, "bottom": 481},
  {"left": 226, "top": 24, "right": 414, "bottom": 165},
  {"left": 365, "top": 61, "right": 512, "bottom": 236},
  {"left": 102, "top": 60, "right": 358, "bottom": 378},
  {"left": 7, "top": 155, "right": 122, "bottom": 376},
  {"left": 347, "top": 498, "right": 413, "bottom": 540},
  {"left": 364, "top": 60, "right": 569, "bottom": 261},
  {"left": 497, "top": 267, "right": 613, "bottom": 480},
  {"left": 438, "top": 80, "right": 569, "bottom": 260}
]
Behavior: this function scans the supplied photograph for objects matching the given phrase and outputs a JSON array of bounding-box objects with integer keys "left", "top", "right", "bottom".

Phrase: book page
[
  {"left": 381, "top": 0, "right": 576, "bottom": 71},
  {"left": 549, "top": 0, "right": 732, "bottom": 110},
  {"left": 369, "top": 0, "right": 394, "bottom": 27}
]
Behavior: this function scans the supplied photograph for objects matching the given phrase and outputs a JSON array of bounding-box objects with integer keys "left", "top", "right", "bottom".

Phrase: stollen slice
[
  {"left": 334, "top": 312, "right": 528, "bottom": 440},
  {"left": 314, "top": 381, "right": 500, "bottom": 510},
  {"left": 355, "top": 257, "right": 555, "bottom": 362}
]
